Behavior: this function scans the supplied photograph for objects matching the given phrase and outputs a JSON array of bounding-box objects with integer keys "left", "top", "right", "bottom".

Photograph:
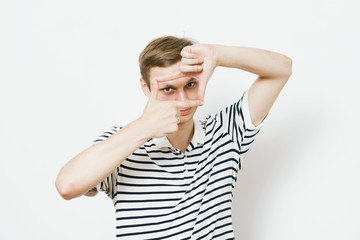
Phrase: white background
[{"left": 1, "top": 0, "right": 359, "bottom": 239}]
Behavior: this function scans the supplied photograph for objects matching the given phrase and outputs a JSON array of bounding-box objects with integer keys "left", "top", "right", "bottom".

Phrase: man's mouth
[{"left": 180, "top": 108, "right": 192, "bottom": 116}]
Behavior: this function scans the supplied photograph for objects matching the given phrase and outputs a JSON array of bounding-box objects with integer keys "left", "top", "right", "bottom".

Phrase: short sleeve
[
  {"left": 84, "top": 126, "right": 121, "bottom": 199},
  {"left": 219, "top": 90, "right": 262, "bottom": 162}
]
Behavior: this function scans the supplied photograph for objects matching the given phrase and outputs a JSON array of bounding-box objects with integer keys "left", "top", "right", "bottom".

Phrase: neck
[{"left": 167, "top": 119, "right": 194, "bottom": 153}]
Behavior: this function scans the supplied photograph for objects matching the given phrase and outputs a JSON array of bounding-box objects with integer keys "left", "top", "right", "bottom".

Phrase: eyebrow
[
  {"left": 159, "top": 77, "right": 198, "bottom": 89},
  {"left": 160, "top": 84, "right": 176, "bottom": 89},
  {"left": 188, "top": 77, "right": 198, "bottom": 83}
]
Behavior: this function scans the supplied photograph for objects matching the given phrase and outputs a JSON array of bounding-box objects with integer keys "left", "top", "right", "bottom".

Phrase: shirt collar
[{"left": 153, "top": 119, "right": 205, "bottom": 150}]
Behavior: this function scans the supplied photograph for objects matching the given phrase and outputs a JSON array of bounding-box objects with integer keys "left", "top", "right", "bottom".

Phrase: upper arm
[{"left": 247, "top": 61, "right": 292, "bottom": 126}]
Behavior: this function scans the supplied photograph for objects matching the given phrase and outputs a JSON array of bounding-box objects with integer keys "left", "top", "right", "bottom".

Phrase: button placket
[{"left": 183, "top": 155, "right": 192, "bottom": 185}]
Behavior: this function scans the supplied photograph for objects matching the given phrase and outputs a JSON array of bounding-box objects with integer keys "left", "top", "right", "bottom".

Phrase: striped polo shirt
[{"left": 89, "top": 90, "right": 262, "bottom": 239}]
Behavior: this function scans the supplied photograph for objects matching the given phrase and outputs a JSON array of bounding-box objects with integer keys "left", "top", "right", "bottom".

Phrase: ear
[{"left": 140, "top": 78, "right": 151, "bottom": 98}]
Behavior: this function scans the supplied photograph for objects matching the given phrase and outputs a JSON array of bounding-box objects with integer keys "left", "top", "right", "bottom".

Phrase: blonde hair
[{"left": 139, "top": 36, "right": 195, "bottom": 87}]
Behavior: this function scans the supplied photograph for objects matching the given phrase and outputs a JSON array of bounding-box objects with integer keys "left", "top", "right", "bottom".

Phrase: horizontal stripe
[{"left": 93, "top": 91, "right": 260, "bottom": 239}]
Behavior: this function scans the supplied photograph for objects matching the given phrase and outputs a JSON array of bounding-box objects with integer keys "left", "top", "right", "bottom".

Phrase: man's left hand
[{"left": 180, "top": 44, "right": 218, "bottom": 101}]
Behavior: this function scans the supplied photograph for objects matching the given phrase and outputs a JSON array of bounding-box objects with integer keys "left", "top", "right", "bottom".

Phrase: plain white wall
[{"left": 1, "top": 0, "right": 359, "bottom": 239}]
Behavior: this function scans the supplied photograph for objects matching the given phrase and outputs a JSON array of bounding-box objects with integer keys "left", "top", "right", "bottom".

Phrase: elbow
[
  {"left": 282, "top": 56, "right": 293, "bottom": 79},
  {"left": 55, "top": 175, "right": 77, "bottom": 200}
]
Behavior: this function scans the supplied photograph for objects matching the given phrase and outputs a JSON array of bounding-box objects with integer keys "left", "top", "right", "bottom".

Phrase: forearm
[
  {"left": 56, "top": 118, "right": 150, "bottom": 200},
  {"left": 215, "top": 45, "right": 292, "bottom": 78}
]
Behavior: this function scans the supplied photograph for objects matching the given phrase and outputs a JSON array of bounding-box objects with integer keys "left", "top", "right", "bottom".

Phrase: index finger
[{"left": 197, "top": 81, "right": 206, "bottom": 102}]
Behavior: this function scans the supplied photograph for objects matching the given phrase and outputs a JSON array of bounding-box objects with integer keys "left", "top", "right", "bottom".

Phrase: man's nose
[{"left": 175, "top": 89, "right": 187, "bottom": 101}]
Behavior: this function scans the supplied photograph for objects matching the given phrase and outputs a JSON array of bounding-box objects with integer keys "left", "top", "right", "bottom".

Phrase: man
[{"left": 56, "top": 36, "right": 292, "bottom": 239}]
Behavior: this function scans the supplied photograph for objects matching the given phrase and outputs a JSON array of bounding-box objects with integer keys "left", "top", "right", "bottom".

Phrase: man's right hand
[{"left": 139, "top": 77, "right": 202, "bottom": 139}]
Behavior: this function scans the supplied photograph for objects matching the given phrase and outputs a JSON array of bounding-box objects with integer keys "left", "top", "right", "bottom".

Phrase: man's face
[{"left": 148, "top": 61, "right": 200, "bottom": 125}]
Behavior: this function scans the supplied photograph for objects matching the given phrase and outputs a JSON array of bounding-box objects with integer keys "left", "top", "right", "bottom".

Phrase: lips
[{"left": 180, "top": 108, "right": 192, "bottom": 116}]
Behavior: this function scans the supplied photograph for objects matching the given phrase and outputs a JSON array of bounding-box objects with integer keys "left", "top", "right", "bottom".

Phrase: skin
[
  {"left": 140, "top": 61, "right": 203, "bottom": 152},
  {"left": 56, "top": 43, "right": 292, "bottom": 200}
]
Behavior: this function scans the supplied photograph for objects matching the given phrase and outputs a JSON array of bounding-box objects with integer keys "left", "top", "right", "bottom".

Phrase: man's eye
[
  {"left": 186, "top": 82, "right": 196, "bottom": 88},
  {"left": 163, "top": 87, "right": 173, "bottom": 93}
]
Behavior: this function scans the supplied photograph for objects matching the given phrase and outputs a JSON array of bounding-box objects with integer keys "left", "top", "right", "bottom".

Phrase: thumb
[
  {"left": 176, "top": 99, "right": 203, "bottom": 108},
  {"left": 150, "top": 79, "right": 159, "bottom": 100}
]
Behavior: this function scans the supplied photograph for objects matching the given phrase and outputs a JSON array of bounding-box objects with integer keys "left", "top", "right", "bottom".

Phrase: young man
[{"left": 56, "top": 36, "right": 292, "bottom": 239}]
